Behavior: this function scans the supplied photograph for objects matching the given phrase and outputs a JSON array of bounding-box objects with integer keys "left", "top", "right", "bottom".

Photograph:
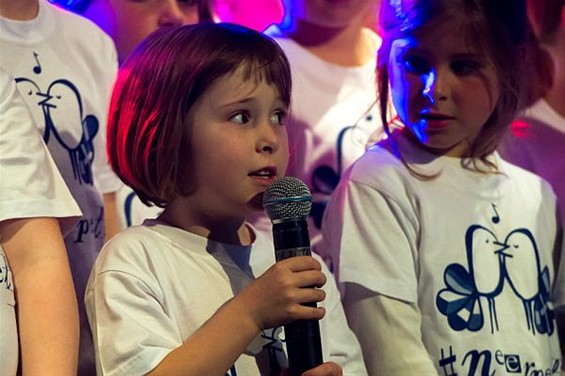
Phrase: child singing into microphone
[{"left": 85, "top": 23, "right": 366, "bottom": 375}]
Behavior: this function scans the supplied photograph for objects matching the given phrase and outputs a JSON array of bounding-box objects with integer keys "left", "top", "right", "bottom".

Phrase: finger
[
  {"left": 293, "top": 287, "right": 326, "bottom": 305},
  {"left": 279, "top": 256, "right": 322, "bottom": 272},
  {"left": 294, "top": 269, "right": 327, "bottom": 288},
  {"left": 287, "top": 305, "right": 326, "bottom": 321}
]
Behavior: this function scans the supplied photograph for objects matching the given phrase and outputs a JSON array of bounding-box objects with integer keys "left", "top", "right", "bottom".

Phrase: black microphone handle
[{"left": 272, "top": 219, "right": 324, "bottom": 376}]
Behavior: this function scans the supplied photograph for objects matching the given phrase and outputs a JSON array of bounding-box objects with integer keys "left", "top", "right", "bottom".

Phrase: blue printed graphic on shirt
[
  {"left": 0, "top": 254, "right": 13, "bottom": 294},
  {"left": 226, "top": 327, "right": 286, "bottom": 375},
  {"left": 15, "top": 52, "right": 98, "bottom": 186},
  {"left": 436, "top": 345, "right": 561, "bottom": 376},
  {"left": 434, "top": 203, "right": 560, "bottom": 375},
  {"left": 310, "top": 107, "right": 378, "bottom": 230}
]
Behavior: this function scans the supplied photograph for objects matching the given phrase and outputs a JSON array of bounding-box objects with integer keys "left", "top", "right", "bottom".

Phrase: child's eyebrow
[
  {"left": 218, "top": 95, "right": 287, "bottom": 109},
  {"left": 450, "top": 52, "right": 486, "bottom": 61}
]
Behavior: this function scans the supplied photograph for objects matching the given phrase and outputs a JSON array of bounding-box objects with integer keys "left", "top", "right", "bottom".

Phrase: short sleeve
[
  {"left": 0, "top": 69, "right": 80, "bottom": 233},
  {"left": 313, "top": 253, "right": 367, "bottom": 374},
  {"left": 323, "top": 175, "right": 419, "bottom": 303},
  {"left": 85, "top": 237, "right": 180, "bottom": 376}
]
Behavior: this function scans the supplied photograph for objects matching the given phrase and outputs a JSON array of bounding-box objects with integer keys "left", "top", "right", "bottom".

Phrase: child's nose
[
  {"left": 257, "top": 125, "right": 280, "bottom": 154},
  {"left": 423, "top": 70, "right": 447, "bottom": 104}
]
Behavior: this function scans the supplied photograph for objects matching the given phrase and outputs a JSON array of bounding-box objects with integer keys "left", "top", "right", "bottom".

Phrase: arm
[
  {"left": 0, "top": 217, "right": 79, "bottom": 375},
  {"left": 342, "top": 282, "right": 437, "bottom": 376},
  {"left": 145, "top": 256, "right": 329, "bottom": 375},
  {"left": 89, "top": 251, "right": 331, "bottom": 376},
  {"left": 103, "top": 191, "right": 121, "bottom": 240}
]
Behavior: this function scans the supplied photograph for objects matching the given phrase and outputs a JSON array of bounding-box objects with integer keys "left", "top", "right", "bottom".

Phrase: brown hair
[{"left": 107, "top": 23, "right": 292, "bottom": 207}]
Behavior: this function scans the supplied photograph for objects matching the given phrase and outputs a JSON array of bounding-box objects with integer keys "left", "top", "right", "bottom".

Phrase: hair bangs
[{"left": 239, "top": 56, "right": 292, "bottom": 108}]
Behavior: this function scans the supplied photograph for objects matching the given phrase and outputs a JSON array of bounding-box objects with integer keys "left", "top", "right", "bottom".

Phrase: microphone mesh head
[{"left": 263, "top": 177, "right": 312, "bottom": 221}]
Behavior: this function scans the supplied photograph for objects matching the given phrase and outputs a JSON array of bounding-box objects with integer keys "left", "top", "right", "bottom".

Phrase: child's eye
[
  {"left": 451, "top": 60, "right": 482, "bottom": 75},
  {"left": 229, "top": 111, "right": 250, "bottom": 124},
  {"left": 271, "top": 110, "right": 286, "bottom": 126},
  {"left": 401, "top": 55, "right": 430, "bottom": 74}
]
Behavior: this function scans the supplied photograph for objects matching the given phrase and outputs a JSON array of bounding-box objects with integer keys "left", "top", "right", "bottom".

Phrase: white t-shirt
[
  {"left": 86, "top": 220, "right": 367, "bottom": 375},
  {"left": 0, "top": 2, "right": 119, "bottom": 372},
  {"left": 0, "top": 68, "right": 80, "bottom": 376},
  {"left": 254, "top": 26, "right": 383, "bottom": 255},
  {"left": 324, "top": 132, "right": 564, "bottom": 375}
]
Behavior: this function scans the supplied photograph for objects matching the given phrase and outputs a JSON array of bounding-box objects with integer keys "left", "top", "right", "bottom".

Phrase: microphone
[{"left": 263, "top": 177, "right": 324, "bottom": 376}]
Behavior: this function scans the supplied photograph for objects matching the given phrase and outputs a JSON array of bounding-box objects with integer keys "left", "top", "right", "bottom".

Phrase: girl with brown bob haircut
[
  {"left": 87, "top": 22, "right": 367, "bottom": 375},
  {"left": 107, "top": 22, "right": 291, "bottom": 208}
]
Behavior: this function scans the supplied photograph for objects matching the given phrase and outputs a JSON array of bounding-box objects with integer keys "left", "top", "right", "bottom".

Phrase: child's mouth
[{"left": 249, "top": 167, "right": 277, "bottom": 180}]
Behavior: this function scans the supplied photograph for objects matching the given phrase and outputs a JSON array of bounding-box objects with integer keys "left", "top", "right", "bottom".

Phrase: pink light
[{"left": 214, "top": 0, "right": 285, "bottom": 31}]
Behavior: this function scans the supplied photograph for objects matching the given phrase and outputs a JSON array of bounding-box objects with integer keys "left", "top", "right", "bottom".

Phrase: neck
[
  {"left": 283, "top": 18, "right": 377, "bottom": 67},
  {"left": 0, "top": 0, "right": 39, "bottom": 20}
]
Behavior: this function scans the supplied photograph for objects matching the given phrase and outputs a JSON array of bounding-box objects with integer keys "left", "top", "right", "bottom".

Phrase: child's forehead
[
  {"left": 391, "top": 15, "right": 483, "bottom": 54},
  {"left": 217, "top": 66, "right": 274, "bottom": 90},
  {"left": 203, "top": 67, "right": 283, "bottom": 102}
]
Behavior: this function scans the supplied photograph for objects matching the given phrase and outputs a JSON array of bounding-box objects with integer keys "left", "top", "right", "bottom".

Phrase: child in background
[
  {"left": 323, "top": 0, "right": 564, "bottom": 374},
  {"left": 0, "top": 68, "right": 80, "bottom": 375},
  {"left": 253, "top": 0, "right": 382, "bottom": 257},
  {"left": 86, "top": 23, "right": 366, "bottom": 375},
  {"left": 0, "top": 0, "right": 121, "bottom": 373},
  {"left": 500, "top": 1, "right": 565, "bottom": 365},
  {"left": 77, "top": 0, "right": 213, "bottom": 65},
  {"left": 53, "top": 0, "right": 214, "bottom": 228},
  {"left": 500, "top": 0, "right": 565, "bottom": 221}
]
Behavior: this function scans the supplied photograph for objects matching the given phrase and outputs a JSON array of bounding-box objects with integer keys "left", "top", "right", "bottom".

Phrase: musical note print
[
  {"left": 491, "top": 203, "right": 500, "bottom": 224},
  {"left": 32, "top": 52, "right": 41, "bottom": 74}
]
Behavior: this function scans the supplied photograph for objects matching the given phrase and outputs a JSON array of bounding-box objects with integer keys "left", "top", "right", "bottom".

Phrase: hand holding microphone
[
  {"left": 263, "top": 177, "right": 325, "bottom": 376},
  {"left": 241, "top": 255, "right": 327, "bottom": 330}
]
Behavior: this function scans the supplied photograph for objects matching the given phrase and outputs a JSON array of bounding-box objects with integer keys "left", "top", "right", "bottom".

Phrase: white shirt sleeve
[
  {"left": 85, "top": 238, "right": 179, "bottom": 376},
  {"left": 324, "top": 176, "right": 420, "bottom": 303},
  {"left": 314, "top": 254, "right": 368, "bottom": 374},
  {"left": 0, "top": 68, "right": 80, "bottom": 232},
  {"left": 342, "top": 282, "right": 438, "bottom": 375}
]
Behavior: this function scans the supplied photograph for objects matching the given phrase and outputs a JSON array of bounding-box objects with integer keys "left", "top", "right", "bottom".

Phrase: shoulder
[
  {"left": 47, "top": 2, "right": 107, "bottom": 38},
  {"left": 93, "top": 225, "right": 167, "bottom": 274},
  {"left": 497, "top": 155, "right": 558, "bottom": 216},
  {"left": 46, "top": 1, "right": 116, "bottom": 56},
  {"left": 263, "top": 26, "right": 313, "bottom": 63},
  {"left": 500, "top": 157, "right": 556, "bottom": 197},
  {"left": 346, "top": 139, "right": 415, "bottom": 196}
]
